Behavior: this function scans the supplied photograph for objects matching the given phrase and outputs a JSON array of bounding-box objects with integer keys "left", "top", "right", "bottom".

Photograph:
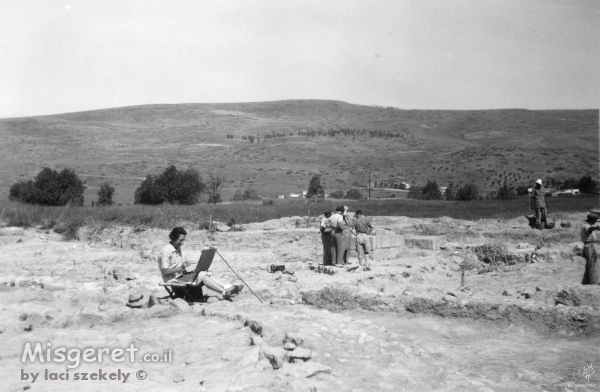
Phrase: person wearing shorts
[
  {"left": 353, "top": 210, "right": 373, "bottom": 271},
  {"left": 159, "top": 227, "right": 243, "bottom": 299}
]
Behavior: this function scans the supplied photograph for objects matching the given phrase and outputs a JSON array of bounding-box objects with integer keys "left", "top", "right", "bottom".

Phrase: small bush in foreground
[{"left": 472, "top": 243, "right": 520, "bottom": 266}]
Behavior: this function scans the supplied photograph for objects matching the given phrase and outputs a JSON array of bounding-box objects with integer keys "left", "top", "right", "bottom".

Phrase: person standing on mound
[{"left": 530, "top": 179, "right": 547, "bottom": 229}]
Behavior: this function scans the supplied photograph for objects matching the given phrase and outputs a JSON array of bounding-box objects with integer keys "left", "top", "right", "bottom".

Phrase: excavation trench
[{"left": 301, "top": 287, "right": 600, "bottom": 335}]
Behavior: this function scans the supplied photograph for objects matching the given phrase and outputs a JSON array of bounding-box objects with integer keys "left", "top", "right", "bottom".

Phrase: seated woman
[{"left": 159, "top": 227, "right": 244, "bottom": 300}]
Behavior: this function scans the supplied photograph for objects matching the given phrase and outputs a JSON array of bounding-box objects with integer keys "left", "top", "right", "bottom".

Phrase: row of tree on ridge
[{"left": 9, "top": 166, "right": 598, "bottom": 207}]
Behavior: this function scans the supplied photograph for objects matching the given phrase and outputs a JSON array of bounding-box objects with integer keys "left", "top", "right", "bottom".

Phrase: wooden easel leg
[{"left": 164, "top": 286, "right": 176, "bottom": 299}]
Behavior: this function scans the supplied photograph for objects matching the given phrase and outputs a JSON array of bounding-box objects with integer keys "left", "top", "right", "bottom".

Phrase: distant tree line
[
  {"left": 408, "top": 180, "right": 480, "bottom": 201},
  {"left": 232, "top": 188, "right": 260, "bottom": 201},
  {"left": 328, "top": 189, "right": 363, "bottom": 200},
  {"left": 297, "top": 128, "right": 408, "bottom": 141},
  {"left": 560, "top": 176, "right": 598, "bottom": 194},
  {"left": 242, "top": 135, "right": 258, "bottom": 143},
  {"left": 304, "top": 174, "right": 364, "bottom": 199},
  {"left": 263, "top": 131, "right": 293, "bottom": 140},
  {"left": 232, "top": 127, "right": 417, "bottom": 143},
  {"left": 12, "top": 166, "right": 595, "bottom": 209}
]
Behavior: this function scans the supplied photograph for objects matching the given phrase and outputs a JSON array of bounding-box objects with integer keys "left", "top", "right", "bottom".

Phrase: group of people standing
[{"left": 320, "top": 206, "right": 373, "bottom": 271}]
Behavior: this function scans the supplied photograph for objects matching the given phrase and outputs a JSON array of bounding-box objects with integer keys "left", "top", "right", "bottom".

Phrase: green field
[{"left": 2, "top": 195, "right": 598, "bottom": 231}]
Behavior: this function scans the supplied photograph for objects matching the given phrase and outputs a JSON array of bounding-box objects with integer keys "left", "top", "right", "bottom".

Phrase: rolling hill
[{"left": 0, "top": 100, "right": 597, "bottom": 205}]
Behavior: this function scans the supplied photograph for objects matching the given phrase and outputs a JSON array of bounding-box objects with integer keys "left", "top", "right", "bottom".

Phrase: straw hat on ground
[{"left": 126, "top": 290, "right": 150, "bottom": 308}]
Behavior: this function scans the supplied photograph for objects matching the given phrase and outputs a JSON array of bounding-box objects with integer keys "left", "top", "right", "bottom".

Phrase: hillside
[{"left": 0, "top": 100, "right": 597, "bottom": 205}]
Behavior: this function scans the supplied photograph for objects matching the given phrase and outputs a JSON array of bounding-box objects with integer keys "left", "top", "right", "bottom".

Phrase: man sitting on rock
[{"left": 159, "top": 227, "right": 244, "bottom": 300}]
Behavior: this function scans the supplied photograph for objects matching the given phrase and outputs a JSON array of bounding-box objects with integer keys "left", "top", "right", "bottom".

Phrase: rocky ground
[{"left": 1, "top": 213, "right": 599, "bottom": 392}]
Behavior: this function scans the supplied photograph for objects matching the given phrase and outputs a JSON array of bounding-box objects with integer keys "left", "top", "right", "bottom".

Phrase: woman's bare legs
[{"left": 201, "top": 276, "right": 226, "bottom": 294}]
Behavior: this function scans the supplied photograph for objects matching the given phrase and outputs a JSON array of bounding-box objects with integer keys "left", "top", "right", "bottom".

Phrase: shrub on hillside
[
  {"left": 445, "top": 183, "right": 456, "bottom": 201},
  {"left": 515, "top": 185, "right": 529, "bottom": 196},
  {"left": 422, "top": 180, "right": 442, "bottom": 200},
  {"left": 407, "top": 185, "right": 424, "bottom": 200},
  {"left": 329, "top": 190, "right": 344, "bottom": 199},
  {"left": 10, "top": 167, "right": 85, "bottom": 206},
  {"left": 306, "top": 175, "right": 325, "bottom": 198},
  {"left": 232, "top": 188, "right": 260, "bottom": 201},
  {"left": 134, "top": 165, "right": 204, "bottom": 205},
  {"left": 495, "top": 182, "right": 517, "bottom": 200},
  {"left": 206, "top": 173, "right": 225, "bottom": 204},
  {"left": 579, "top": 176, "right": 599, "bottom": 194},
  {"left": 344, "top": 188, "right": 363, "bottom": 199},
  {"left": 97, "top": 183, "right": 115, "bottom": 206},
  {"left": 232, "top": 190, "right": 243, "bottom": 201},
  {"left": 243, "top": 188, "right": 260, "bottom": 200},
  {"left": 407, "top": 180, "right": 446, "bottom": 201},
  {"left": 560, "top": 178, "right": 579, "bottom": 190},
  {"left": 456, "top": 183, "right": 479, "bottom": 201}
]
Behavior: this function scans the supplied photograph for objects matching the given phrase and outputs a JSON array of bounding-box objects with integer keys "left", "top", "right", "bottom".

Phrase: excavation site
[{"left": 2, "top": 212, "right": 598, "bottom": 392}]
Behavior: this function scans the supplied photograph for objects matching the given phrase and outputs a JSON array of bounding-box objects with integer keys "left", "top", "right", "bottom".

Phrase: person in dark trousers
[
  {"left": 580, "top": 211, "right": 600, "bottom": 285},
  {"left": 320, "top": 211, "right": 333, "bottom": 265},
  {"left": 343, "top": 208, "right": 354, "bottom": 265},
  {"left": 329, "top": 206, "right": 351, "bottom": 267},
  {"left": 530, "top": 179, "right": 547, "bottom": 229}
]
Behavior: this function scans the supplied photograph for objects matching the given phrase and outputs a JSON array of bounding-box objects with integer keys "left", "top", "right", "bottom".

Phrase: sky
[{"left": 0, "top": 0, "right": 598, "bottom": 117}]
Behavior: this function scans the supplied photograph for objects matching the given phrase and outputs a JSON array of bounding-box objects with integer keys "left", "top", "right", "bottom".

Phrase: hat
[
  {"left": 587, "top": 212, "right": 600, "bottom": 221},
  {"left": 127, "top": 290, "right": 150, "bottom": 308},
  {"left": 335, "top": 206, "right": 345, "bottom": 212},
  {"left": 535, "top": 179, "right": 542, "bottom": 185}
]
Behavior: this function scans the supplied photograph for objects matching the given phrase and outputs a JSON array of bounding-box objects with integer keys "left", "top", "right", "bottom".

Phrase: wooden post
[
  {"left": 103, "top": 266, "right": 109, "bottom": 294},
  {"left": 209, "top": 214, "right": 212, "bottom": 230}
]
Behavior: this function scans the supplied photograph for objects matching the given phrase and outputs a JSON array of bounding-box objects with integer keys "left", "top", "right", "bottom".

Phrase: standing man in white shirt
[{"left": 530, "top": 179, "right": 547, "bottom": 229}]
